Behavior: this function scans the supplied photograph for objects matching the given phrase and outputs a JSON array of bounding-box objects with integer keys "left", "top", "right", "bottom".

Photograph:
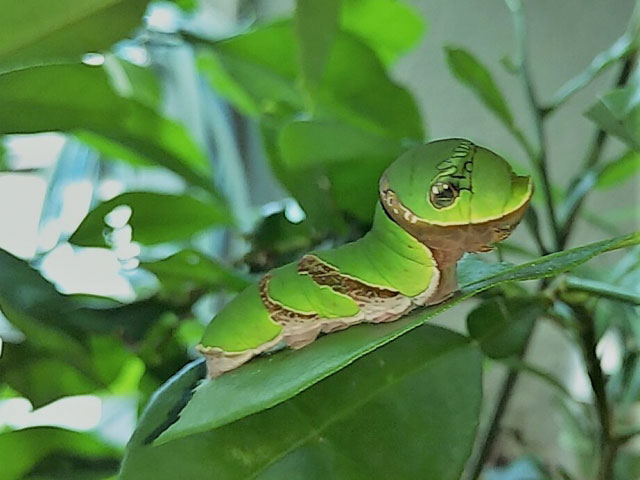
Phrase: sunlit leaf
[
  {"left": 70, "top": 192, "right": 232, "bottom": 247},
  {"left": 0, "top": 0, "right": 149, "bottom": 71},
  {"left": 596, "top": 150, "right": 640, "bottom": 189},
  {"left": 121, "top": 326, "right": 482, "bottom": 480},
  {"left": 445, "top": 46, "right": 514, "bottom": 128},
  {"left": 190, "top": 23, "right": 303, "bottom": 116},
  {"left": 155, "top": 232, "right": 639, "bottom": 443},
  {"left": 192, "top": 21, "right": 423, "bottom": 227},
  {"left": 341, "top": 0, "right": 425, "bottom": 65}
]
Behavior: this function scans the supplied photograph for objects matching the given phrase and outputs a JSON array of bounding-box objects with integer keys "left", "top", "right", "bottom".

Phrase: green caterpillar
[{"left": 198, "top": 138, "right": 533, "bottom": 378}]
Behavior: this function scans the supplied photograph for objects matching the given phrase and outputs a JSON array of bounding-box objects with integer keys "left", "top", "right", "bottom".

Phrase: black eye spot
[{"left": 429, "top": 182, "right": 458, "bottom": 208}]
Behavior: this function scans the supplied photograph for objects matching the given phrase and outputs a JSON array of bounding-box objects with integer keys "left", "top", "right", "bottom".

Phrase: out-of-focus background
[{"left": 0, "top": 1, "right": 637, "bottom": 479}]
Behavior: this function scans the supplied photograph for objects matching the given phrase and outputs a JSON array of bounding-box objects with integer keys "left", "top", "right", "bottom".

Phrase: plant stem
[
  {"left": 558, "top": 55, "right": 637, "bottom": 249},
  {"left": 572, "top": 304, "right": 616, "bottom": 480},
  {"left": 466, "top": 335, "right": 533, "bottom": 480},
  {"left": 507, "top": 0, "right": 562, "bottom": 251}
]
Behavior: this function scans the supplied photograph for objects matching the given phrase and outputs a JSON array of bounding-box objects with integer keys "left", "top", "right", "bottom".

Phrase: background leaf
[
  {"left": 445, "top": 46, "right": 514, "bottom": 128},
  {"left": 141, "top": 250, "right": 249, "bottom": 298},
  {"left": 0, "top": 427, "right": 119, "bottom": 480},
  {"left": 467, "top": 297, "right": 543, "bottom": 359},
  {"left": 596, "top": 150, "right": 640, "bottom": 189},
  {"left": 69, "top": 192, "right": 232, "bottom": 247},
  {"left": 294, "top": 0, "right": 342, "bottom": 91},
  {"left": 121, "top": 326, "right": 482, "bottom": 480},
  {"left": 586, "top": 66, "right": 640, "bottom": 150},
  {"left": 0, "top": 63, "right": 215, "bottom": 192},
  {"left": 341, "top": 0, "right": 425, "bottom": 65},
  {"left": 0, "top": 0, "right": 150, "bottom": 71}
]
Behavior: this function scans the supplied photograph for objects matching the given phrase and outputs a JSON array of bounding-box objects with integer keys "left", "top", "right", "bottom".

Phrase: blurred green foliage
[{"left": 0, "top": 1, "right": 638, "bottom": 480}]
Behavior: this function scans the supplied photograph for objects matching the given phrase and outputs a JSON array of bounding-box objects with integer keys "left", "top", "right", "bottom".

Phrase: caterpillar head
[{"left": 379, "top": 138, "right": 533, "bottom": 261}]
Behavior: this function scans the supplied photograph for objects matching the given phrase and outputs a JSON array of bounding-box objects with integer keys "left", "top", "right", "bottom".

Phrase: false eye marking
[
  {"left": 428, "top": 140, "right": 475, "bottom": 209},
  {"left": 429, "top": 182, "right": 458, "bottom": 209}
]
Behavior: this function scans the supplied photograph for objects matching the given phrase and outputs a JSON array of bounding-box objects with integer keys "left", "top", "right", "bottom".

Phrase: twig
[
  {"left": 571, "top": 304, "right": 616, "bottom": 480},
  {"left": 506, "top": 0, "right": 562, "bottom": 250},
  {"left": 466, "top": 353, "right": 527, "bottom": 480}
]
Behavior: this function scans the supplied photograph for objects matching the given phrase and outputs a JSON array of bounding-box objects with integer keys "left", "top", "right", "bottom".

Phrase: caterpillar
[{"left": 198, "top": 138, "right": 533, "bottom": 378}]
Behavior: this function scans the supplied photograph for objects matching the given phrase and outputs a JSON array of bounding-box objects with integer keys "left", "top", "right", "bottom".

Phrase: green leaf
[
  {"left": 190, "top": 23, "right": 303, "bottom": 116},
  {"left": 0, "top": 343, "right": 103, "bottom": 408},
  {"left": 141, "top": 250, "right": 250, "bottom": 297},
  {"left": 194, "top": 22, "right": 424, "bottom": 139},
  {"left": 0, "top": 427, "right": 119, "bottom": 480},
  {"left": 277, "top": 119, "right": 406, "bottom": 221},
  {"left": 121, "top": 326, "right": 482, "bottom": 480},
  {"left": 586, "top": 66, "right": 640, "bottom": 150},
  {"left": 341, "top": 0, "right": 425, "bottom": 65},
  {"left": 196, "top": 51, "right": 261, "bottom": 116},
  {"left": 0, "top": 249, "right": 88, "bottom": 357},
  {"left": 0, "top": 0, "right": 150, "bottom": 72},
  {"left": 596, "top": 150, "right": 640, "bottom": 189},
  {"left": 170, "top": 0, "right": 198, "bottom": 12},
  {"left": 294, "top": 0, "right": 342, "bottom": 91},
  {"left": 193, "top": 21, "right": 423, "bottom": 226},
  {"left": 467, "top": 297, "right": 543, "bottom": 359},
  {"left": 0, "top": 63, "right": 215, "bottom": 192},
  {"left": 445, "top": 46, "right": 514, "bottom": 128},
  {"left": 107, "top": 56, "right": 163, "bottom": 108},
  {"left": 69, "top": 192, "right": 232, "bottom": 247},
  {"left": 564, "top": 276, "right": 640, "bottom": 305},
  {"left": 278, "top": 119, "right": 404, "bottom": 168},
  {"left": 317, "top": 30, "right": 423, "bottom": 139},
  {"left": 155, "top": 232, "right": 639, "bottom": 443},
  {"left": 546, "top": 31, "right": 638, "bottom": 110}
]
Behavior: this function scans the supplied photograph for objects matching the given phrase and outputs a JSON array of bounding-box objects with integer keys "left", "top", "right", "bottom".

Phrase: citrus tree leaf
[
  {"left": 0, "top": 427, "right": 119, "bottom": 480},
  {"left": 0, "top": 0, "right": 150, "bottom": 72},
  {"left": 467, "top": 297, "right": 544, "bottom": 359},
  {"left": 294, "top": 0, "right": 342, "bottom": 91},
  {"left": 69, "top": 192, "right": 232, "bottom": 247},
  {"left": 141, "top": 250, "right": 250, "bottom": 297},
  {"left": 586, "top": 67, "right": 640, "bottom": 151},
  {"left": 193, "top": 21, "right": 423, "bottom": 225},
  {"left": 445, "top": 46, "right": 514, "bottom": 129},
  {"left": 0, "top": 63, "right": 215, "bottom": 192},
  {"left": 154, "top": 231, "right": 639, "bottom": 444},
  {"left": 596, "top": 150, "right": 640, "bottom": 189},
  {"left": 121, "top": 326, "right": 482, "bottom": 480},
  {"left": 341, "top": 0, "right": 425, "bottom": 65}
]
